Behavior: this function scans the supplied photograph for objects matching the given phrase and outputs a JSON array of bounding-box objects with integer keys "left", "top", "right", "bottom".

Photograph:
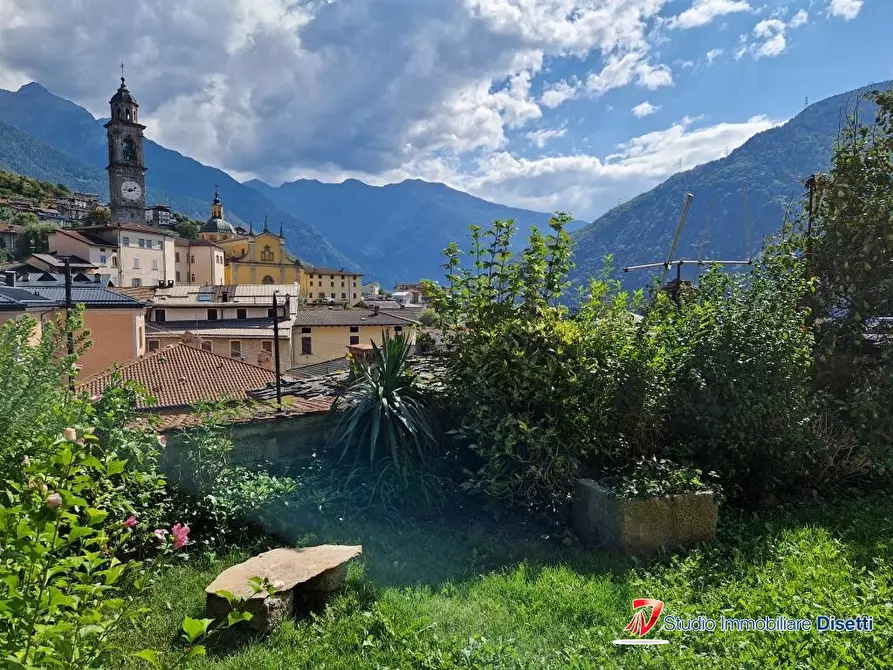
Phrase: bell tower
[{"left": 104, "top": 65, "right": 147, "bottom": 225}]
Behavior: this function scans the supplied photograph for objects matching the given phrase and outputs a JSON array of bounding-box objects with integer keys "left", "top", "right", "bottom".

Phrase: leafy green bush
[
  {"left": 162, "top": 403, "right": 298, "bottom": 549},
  {"left": 601, "top": 457, "right": 718, "bottom": 499}
]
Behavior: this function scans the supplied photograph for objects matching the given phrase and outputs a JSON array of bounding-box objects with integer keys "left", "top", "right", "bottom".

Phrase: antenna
[
  {"left": 660, "top": 192, "right": 694, "bottom": 285},
  {"left": 698, "top": 196, "right": 719, "bottom": 262}
]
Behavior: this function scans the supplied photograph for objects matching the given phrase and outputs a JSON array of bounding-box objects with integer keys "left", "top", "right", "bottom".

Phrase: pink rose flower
[
  {"left": 122, "top": 515, "right": 137, "bottom": 528},
  {"left": 45, "top": 493, "right": 63, "bottom": 509},
  {"left": 171, "top": 523, "right": 190, "bottom": 550},
  {"left": 63, "top": 427, "right": 77, "bottom": 442},
  {"left": 154, "top": 528, "right": 169, "bottom": 541}
]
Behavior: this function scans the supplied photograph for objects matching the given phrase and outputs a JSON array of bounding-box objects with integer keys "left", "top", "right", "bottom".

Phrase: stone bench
[{"left": 206, "top": 544, "right": 362, "bottom": 632}]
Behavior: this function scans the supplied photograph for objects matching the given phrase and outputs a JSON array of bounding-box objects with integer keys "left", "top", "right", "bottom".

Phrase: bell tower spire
[{"left": 105, "top": 68, "right": 146, "bottom": 224}]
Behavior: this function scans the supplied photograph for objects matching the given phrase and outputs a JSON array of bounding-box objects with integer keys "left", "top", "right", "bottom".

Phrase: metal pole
[
  {"left": 64, "top": 258, "right": 75, "bottom": 390},
  {"left": 805, "top": 175, "right": 816, "bottom": 262},
  {"left": 272, "top": 291, "right": 282, "bottom": 409}
]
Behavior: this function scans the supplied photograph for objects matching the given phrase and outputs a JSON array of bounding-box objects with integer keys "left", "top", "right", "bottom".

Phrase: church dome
[{"left": 201, "top": 188, "right": 236, "bottom": 234}]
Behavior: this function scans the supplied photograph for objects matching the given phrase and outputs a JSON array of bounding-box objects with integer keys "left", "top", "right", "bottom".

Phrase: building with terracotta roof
[{"left": 77, "top": 338, "right": 295, "bottom": 412}]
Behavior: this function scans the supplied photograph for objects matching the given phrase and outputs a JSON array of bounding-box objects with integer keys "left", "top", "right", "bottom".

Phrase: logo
[{"left": 613, "top": 598, "right": 670, "bottom": 646}]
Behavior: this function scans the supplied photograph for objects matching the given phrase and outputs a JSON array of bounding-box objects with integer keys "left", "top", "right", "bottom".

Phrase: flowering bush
[{"left": 0, "top": 426, "right": 187, "bottom": 668}]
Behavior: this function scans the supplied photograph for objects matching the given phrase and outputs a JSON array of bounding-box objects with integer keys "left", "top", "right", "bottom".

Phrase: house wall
[
  {"left": 174, "top": 245, "right": 225, "bottom": 285},
  {"left": 303, "top": 270, "right": 362, "bottom": 305},
  {"left": 48, "top": 232, "right": 119, "bottom": 279},
  {"left": 149, "top": 304, "right": 281, "bottom": 322},
  {"left": 117, "top": 231, "right": 176, "bottom": 287},
  {"left": 146, "top": 332, "right": 291, "bottom": 370},
  {"left": 289, "top": 324, "right": 415, "bottom": 366}
]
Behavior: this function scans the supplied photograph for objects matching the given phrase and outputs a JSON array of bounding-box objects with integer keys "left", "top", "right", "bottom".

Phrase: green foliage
[
  {"left": 330, "top": 332, "right": 437, "bottom": 481},
  {"left": 602, "top": 457, "right": 717, "bottom": 499},
  {"left": 809, "top": 88, "right": 893, "bottom": 472},
  {"left": 163, "top": 403, "right": 298, "bottom": 549},
  {"left": 0, "top": 310, "right": 90, "bottom": 475},
  {"left": 15, "top": 220, "right": 56, "bottom": 257},
  {"left": 174, "top": 217, "right": 201, "bottom": 241},
  {"left": 83, "top": 205, "right": 110, "bottom": 227},
  {"left": 0, "top": 168, "right": 70, "bottom": 201},
  {"left": 417, "top": 308, "right": 437, "bottom": 327}
]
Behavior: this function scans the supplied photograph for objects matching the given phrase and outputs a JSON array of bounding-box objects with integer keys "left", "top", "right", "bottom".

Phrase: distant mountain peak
[{"left": 17, "top": 82, "right": 48, "bottom": 94}]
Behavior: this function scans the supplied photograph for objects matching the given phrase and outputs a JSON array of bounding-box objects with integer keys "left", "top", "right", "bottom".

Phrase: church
[{"left": 197, "top": 190, "right": 302, "bottom": 286}]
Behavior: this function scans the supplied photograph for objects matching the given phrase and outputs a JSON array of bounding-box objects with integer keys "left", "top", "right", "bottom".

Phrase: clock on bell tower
[{"left": 104, "top": 66, "right": 147, "bottom": 225}]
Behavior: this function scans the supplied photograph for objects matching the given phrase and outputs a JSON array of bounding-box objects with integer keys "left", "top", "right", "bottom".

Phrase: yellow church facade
[{"left": 197, "top": 190, "right": 361, "bottom": 302}]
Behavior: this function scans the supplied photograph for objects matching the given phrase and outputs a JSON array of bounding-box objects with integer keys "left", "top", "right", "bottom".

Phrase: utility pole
[
  {"left": 272, "top": 291, "right": 282, "bottom": 409},
  {"left": 64, "top": 258, "right": 75, "bottom": 390},
  {"left": 804, "top": 174, "right": 817, "bottom": 265}
]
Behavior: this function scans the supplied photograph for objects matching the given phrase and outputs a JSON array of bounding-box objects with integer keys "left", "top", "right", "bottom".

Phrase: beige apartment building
[
  {"left": 290, "top": 307, "right": 418, "bottom": 367},
  {"left": 174, "top": 239, "right": 226, "bottom": 285},
  {"left": 143, "top": 283, "right": 299, "bottom": 369},
  {"left": 48, "top": 224, "right": 177, "bottom": 287}
]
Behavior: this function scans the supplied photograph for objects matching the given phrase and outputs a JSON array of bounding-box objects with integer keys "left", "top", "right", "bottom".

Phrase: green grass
[{"left": 120, "top": 495, "right": 892, "bottom": 669}]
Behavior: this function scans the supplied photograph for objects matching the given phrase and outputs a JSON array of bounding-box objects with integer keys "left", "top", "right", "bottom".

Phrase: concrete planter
[{"left": 572, "top": 478, "right": 718, "bottom": 556}]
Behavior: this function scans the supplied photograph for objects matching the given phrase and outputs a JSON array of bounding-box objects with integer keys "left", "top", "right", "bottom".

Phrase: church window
[
  {"left": 125, "top": 109, "right": 132, "bottom": 121},
  {"left": 262, "top": 275, "right": 275, "bottom": 284},
  {"left": 261, "top": 245, "right": 274, "bottom": 262},
  {"left": 122, "top": 138, "right": 136, "bottom": 162}
]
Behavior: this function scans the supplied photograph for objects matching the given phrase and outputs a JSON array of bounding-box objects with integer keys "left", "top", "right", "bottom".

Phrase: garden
[{"left": 0, "top": 90, "right": 891, "bottom": 669}]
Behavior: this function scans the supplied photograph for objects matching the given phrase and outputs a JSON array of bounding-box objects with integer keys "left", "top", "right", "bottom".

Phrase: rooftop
[
  {"left": 305, "top": 266, "right": 363, "bottom": 277},
  {"left": 292, "top": 308, "right": 418, "bottom": 327},
  {"left": 151, "top": 284, "right": 300, "bottom": 306},
  {"left": 0, "top": 275, "right": 145, "bottom": 308},
  {"left": 30, "top": 253, "right": 97, "bottom": 270},
  {"left": 147, "top": 317, "right": 295, "bottom": 339},
  {"left": 78, "top": 340, "right": 291, "bottom": 410}
]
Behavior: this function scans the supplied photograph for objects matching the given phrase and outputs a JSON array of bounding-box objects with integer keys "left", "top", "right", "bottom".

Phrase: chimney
[
  {"left": 3, "top": 271, "right": 15, "bottom": 287},
  {"left": 373, "top": 304, "right": 379, "bottom": 316}
]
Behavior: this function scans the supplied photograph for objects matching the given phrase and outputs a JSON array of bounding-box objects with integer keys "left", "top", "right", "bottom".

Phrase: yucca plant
[{"left": 330, "top": 331, "right": 436, "bottom": 478}]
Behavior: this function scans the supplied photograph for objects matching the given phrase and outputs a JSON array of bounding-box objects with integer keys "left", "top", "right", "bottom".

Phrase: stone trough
[{"left": 205, "top": 544, "right": 362, "bottom": 632}]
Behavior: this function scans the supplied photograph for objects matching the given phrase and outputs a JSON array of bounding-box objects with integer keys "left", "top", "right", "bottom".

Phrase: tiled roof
[
  {"left": 31, "top": 253, "right": 96, "bottom": 269},
  {"left": 292, "top": 309, "right": 417, "bottom": 327},
  {"left": 0, "top": 287, "right": 52, "bottom": 304},
  {"left": 382, "top": 307, "right": 427, "bottom": 321},
  {"left": 78, "top": 341, "right": 287, "bottom": 410},
  {"left": 152, "top": 284, "right": 299, "bottom": 305},
  {"left": 152, "top": 395, "right": 333, "bottom": 430},
  {"left": 21, "top": 285, "right": 146, "bottom": 306},
  {"left": 286, "top": 357, "right": 351, "bottom": 378},
  {"left": 109, "top": 285, "right": 158, "bottom": 302},
  {"left": 147, "top": 317, "right": 294, "bottom": 339},
  {"left": 304, "top": 266, "right": 363, "bottom": 276},
  {"left": 52, "top": 228, "right": 108, "bottom": 247},
  {"left": 364, "top": 300, "right": 403, "bottom": 309},
  {"left": 80, "top": 223, "right": 175, "bottom": 237}
]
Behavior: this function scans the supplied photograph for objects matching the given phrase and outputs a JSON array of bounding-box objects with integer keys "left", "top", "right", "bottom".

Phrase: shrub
[
  {"left": 330, "top": 331, "right": 437, "bottom": 480},
  {"left": 162, "top": 403, "right": 298, "bottom": 549}
]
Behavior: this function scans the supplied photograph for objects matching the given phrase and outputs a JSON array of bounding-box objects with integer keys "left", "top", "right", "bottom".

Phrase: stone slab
[
  {"left": 205, "top": 545, "right": 362, "bottom": 601},
  {"left": 206, "top": 588, "right": 294, "bottom": 633},
  {"left": 572, "top": 478, "right": 718, "bottom": 556}
]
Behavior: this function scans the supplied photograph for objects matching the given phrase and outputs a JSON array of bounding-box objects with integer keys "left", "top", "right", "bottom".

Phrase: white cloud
[
  {"left": 706, "top": 48, "right": 725, "bottom": 64},
  {"left": 741, "top": 9, "right": 808, "bottom": 59},
  {"left": 632, "top": 101, "right": 660, "bottom": 117},
  {"left": 585, "top": 52, "right": 674, "bottom": 96},
  {"left": 540, "top": 79, "right": 580, "bottom": 108},
  {"left": 525, "top": 127, "right": 567, "bottom": 148},
  {"left": 669, "top": 0, "right": 752, "bottom": 29},
  {"left": 829, "top": 0, "right": 863, "bottom": 21},
  {"left": 789, "top": 9, "right": 808, "bottom": 28}
]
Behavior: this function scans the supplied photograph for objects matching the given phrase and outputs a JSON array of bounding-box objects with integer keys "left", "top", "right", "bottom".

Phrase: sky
[{"left": 0, "top": 0, "right": 890, "bottom": 221}]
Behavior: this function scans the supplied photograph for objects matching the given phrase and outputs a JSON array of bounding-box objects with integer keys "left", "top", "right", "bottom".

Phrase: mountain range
[
  {"left": 572, "top": 80, "right": 893, "bottom": 289},
  {"left": 0, "top": 79, "right": 890, "bottom": 289}
]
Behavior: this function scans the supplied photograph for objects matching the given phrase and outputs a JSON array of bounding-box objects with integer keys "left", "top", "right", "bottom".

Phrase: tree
[
  {"left": 810, "top": 87, "right": 893, "bottom": 459},
  {"left": 175, "top": 219, "right": 201, "bottom": 241},
  {"left": 84, "top": 205, "right": 110, "bottom": 227},
  {"left": 15, "top": 221, "right": 55, "bottom": 258}
]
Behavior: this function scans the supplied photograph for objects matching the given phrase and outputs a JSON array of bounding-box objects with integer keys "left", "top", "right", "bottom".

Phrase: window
[
  {"left": 237, "top": 308, "right": 247, "bottom": 320},
  {"left": 330, "top": 292, "right": 335, "bottom": 299},
  {"left": 262, "top": 340, "right": 273, "bottom": 353},
  {"left": 261, "top": 245, "right": 274, "bottom": 262},
  {"left": 308, "top": 292, "right": 313, "bottom": 299},
  {"left": 353, "top": 281, "right": 357, "bottom": 287},
  {"left": 341, "top": 281, "right": 345, "bottom": 287},
  {"left": 352, "top": 293, "right": 357, "bottom": 299},
  {"left": 154, "top": 309, "right": 166, "bottom": 323},
  {"left": 191, "top": 274, "right": 196, "bottom": 282},
  {"left": 267, "top": 308, "right": 276, "bottom": 318},
  {"left": 138, "top": 238, "right": 145, "bottom": 248},
  {"left": 131, "top": 278, "right": 141, "bottom": 287},
  {"left": 349, "top": 335, "right": 360, "bottom": 346},
  {"left": 176, "top": 271, "right": 181, "bottom": 282},
  {"left": 123, "top": 236, "right": 130, "bottom": 246},
  {"left": 349, "top": 326, "right": 359, "bottom": 333},
  {"left": 301, "top": 326, "right": 312, "bottom": 334},
  {"left": 394, "top": 326, "right": 403, "bottom": 333},
  {"left": 330, "top": 274, "right": 334, "bottom": 279},
  {"left": 309, "top": 281, "right": 314, "bottom": 286},
  {"left": 98, "top": 254, "right": 106, "bottom": 265},
  {"left": 112, "top": 257, "right": 118, "bottom": 267},
  {"left": 301, "top": 336, "right": 312, "bottom": 356},
  {"left": 190, "top": 256, "right": 195, "bottom": 264},
  {"left": 201, "top": 341, "right": 212, "bottom": 352},
  {"left": 175, "top": 252, "right": 180, "bottom": 263},
  {"left": 330, "top": 281, "right": 334, "bottom": 287},
  {"left": 152, "top": 259, "right": 159, "bottom": 271},
  {"left": 147, "top": 340, "right": 160, "bottom": 352},
  {"left": 262, "top": 275, "right": 275, "bottom": 284},
  {"left": 133, "top": 258, "right": 140, "bottom": 269},
  {"left": 207, "top": 309, "right": 218, "bottom": 321},
  {"left": 230, "top": 340, "right": 242, "bottom": 358}
]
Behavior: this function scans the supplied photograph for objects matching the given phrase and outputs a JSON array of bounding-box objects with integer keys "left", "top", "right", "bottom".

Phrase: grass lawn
[{"left": 122, "top": 494, "right": 892, "bottom": 669}]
